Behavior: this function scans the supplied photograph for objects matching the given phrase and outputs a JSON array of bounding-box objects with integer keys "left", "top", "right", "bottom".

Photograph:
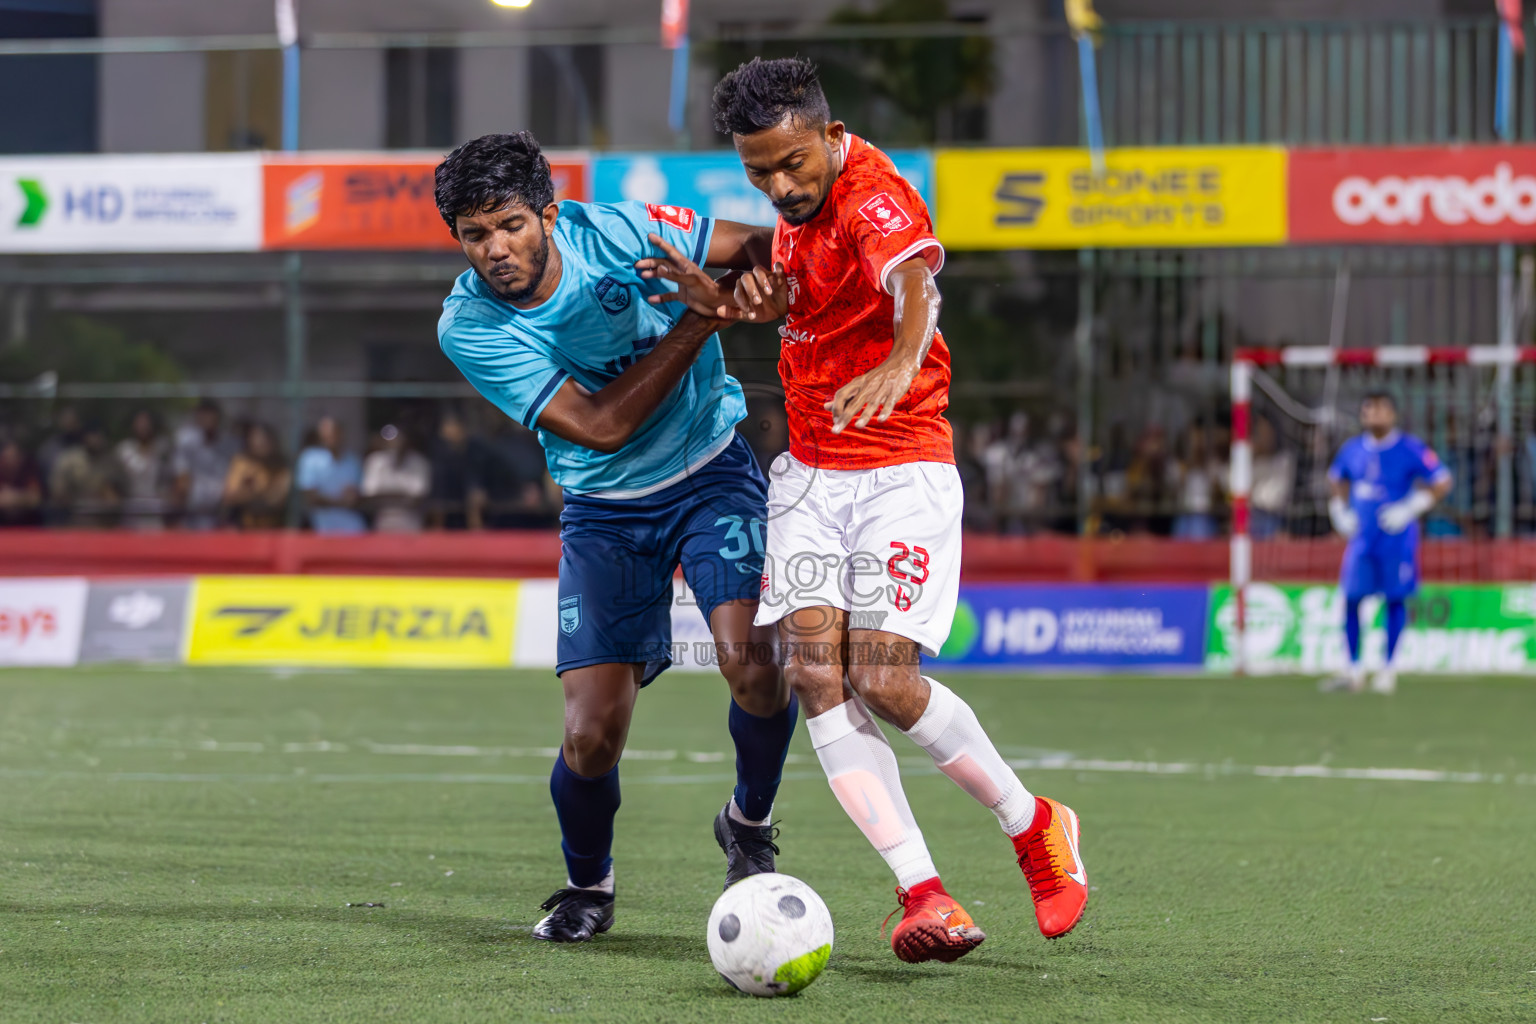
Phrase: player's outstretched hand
[
  {"left": 635, "top": 234, "right": 745, "bottom": 319},
  {"left": 732, "top": 263, "right": 789, "bottom": 323},
  {"left": 825, "top": 359, "right": 919, "bottom": 434}
]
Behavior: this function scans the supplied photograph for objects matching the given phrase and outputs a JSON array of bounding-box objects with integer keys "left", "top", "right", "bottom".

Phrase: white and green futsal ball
[{"left": 707, "top": 872, "right": 833, "bottom": 997}]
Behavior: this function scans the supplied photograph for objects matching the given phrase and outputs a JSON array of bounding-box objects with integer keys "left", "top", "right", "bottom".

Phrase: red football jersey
[{"left": 771, "top": 133, "right": 953, "bottom": 470}]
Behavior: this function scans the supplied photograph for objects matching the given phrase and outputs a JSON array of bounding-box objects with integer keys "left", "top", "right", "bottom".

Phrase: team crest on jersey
[
  {"left": 857, "top": 192, "right": 912, "bottom": 236},
  {"left": 646, "top": 203, "right": 695, "bottom": 231},
  {"left": 559, "top": 595, "right": 582, "bottom": 635},
  {"left": 593, "top": 274, "right": 631, "bottom": 315}
]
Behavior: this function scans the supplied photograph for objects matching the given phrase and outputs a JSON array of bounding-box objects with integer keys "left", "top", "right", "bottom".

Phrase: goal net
[{"left": 1220, "top": 346, "right": 1536, "bottom": 675}]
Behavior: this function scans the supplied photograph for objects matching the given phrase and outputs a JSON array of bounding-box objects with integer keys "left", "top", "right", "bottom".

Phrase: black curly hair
[
  {"left": 711, "top": 57, "right": 831, "bottom": 136},
  {"left": 433, "top": 131, "right": 555, "bottom": 231}
]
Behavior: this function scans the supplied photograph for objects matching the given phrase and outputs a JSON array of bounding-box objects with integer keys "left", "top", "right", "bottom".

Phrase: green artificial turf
[{"left": 2, "top": 667, "right": 1534, "bottom": 1023}]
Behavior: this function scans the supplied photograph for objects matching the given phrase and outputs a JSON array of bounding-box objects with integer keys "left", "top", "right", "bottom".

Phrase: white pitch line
[
  {"left": 1004, "top": 756, "right": 1536, "bottom": 786},
  {"left": 2, "top": 759, "right": 1533, "bottom": 787}
]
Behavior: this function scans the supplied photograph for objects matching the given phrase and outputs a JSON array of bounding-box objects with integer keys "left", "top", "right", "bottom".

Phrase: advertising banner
[
  {"left": 79, "top": 579, "right": 190, "bottom": 664},
  {"left": 934, "top": 147, "right": 1287, "bottom": 249},
  {"left": 1288, "top": 146, "right": 1536, "bottom": 244},
  {"left": 0, "top": 154, "right": 263, "bottom": 253},
  {"left": 1207, "top": 582, "right": 1536, "bottom": 673},
  {"left": 929, "top": 584, "right": 1209, "bottom": 669},
  {"left": 261, "top": 153, "right": 589, "bottom": 250},
  {"left": 186, "top": 576, "right": 519, "bottom": 667},
  {"left": 0, "top": 577, "right": 88, "bottom": 666},
  {"left": 592, "top": 150, "right": 933, "bottom": 227}
]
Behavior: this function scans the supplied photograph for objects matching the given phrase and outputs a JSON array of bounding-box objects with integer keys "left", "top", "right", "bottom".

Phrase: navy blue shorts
[{"left": 556, "top": 433, "right": 767, "bottom": 684}]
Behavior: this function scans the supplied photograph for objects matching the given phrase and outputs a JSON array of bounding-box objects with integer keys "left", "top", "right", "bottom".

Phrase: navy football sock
[
  {"left": 1344, "top": 598, "right": 1363, "bottom": 664},
  {"left": 729, "top": 692, "right": 798, "bottom": 823},
  {"left": 1384, "top": 599, "right": 1408, "bottom": 662},
  {"left": 549, "top": 749, "right": 621, "bottom": 889}
]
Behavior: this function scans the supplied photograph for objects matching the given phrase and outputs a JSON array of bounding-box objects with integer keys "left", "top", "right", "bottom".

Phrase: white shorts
[{"left": 752, "top": 453, "right": 963, "bottom": 656}]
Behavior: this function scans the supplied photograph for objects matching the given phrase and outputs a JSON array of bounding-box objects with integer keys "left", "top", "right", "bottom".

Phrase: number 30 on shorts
[
  {"left": 887, "top": 542, "right": 931, "bottom": 611},
  {"left": 716, "top": 515, "right": 767, "bottom": 561}
]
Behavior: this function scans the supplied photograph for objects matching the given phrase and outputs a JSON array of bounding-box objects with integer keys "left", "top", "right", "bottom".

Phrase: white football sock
[
  {"left": 568, "top": 866, "right": 614, "bottom": 895},
  {"left": 804, "top": 697, "right": 938, "bottom": 889},
  {"left": 727, "top": 797, "right": 770, "bottom": 828},
  {"left": 903, "top": 677, "right": 1037, "bottom": 838}
]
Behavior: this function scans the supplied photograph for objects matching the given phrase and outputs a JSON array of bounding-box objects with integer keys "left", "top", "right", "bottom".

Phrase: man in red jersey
[{"left": 640, "top": 57, "right": 1090, "bottom": 965}]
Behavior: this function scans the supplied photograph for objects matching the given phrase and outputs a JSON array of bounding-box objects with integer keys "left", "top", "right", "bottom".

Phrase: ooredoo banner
[
  {"left": 261, "top": 153, "right": 589, "bottom": 250},
  {"left": 1288, "top": 146, "right": 1536, "bottom": 243},
  {"left": 0, "top": 577, "right": 88, "bottom": 666},
  {"left": 0, "top": 155, "right": 262, "bottom": 253}
]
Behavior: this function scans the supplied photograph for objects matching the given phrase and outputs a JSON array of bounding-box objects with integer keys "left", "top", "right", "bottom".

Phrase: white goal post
[{"left": 1228, "top": 344, "right": 1536, "bottom": 675}]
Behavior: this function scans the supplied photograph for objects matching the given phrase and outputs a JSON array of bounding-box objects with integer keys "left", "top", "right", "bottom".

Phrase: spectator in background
[
  {"left": 1249, "top": 415, "right": 1295, "bottom": 539},
  {"left": 173, "top": 400, "right": 239, "bottom": 529},
  {"left": 1170, "top": 423, "right": 1227, "bottom": 540},
  {"left": 49, "top": 422, "right": 121, "bottom": 527},
  {"left": 430, "top": 412, "right": 478, "bottom": 530},
  {"left": 982, "top": 411, "right": 1029, "bottom": 529},
  {"left": 475, "top": 419, "right": 555, "bottom": 529},
  {"left": 0, "top": 439, "right": 43, "bottom": 527},
  {"left": 115, "top": 408, "right": 172, "bottom": 530},
  {"left": 222, "top": 422, "right": 291, "bottom": 529},
  {"left": 297, "top": 415, "right": 366, "bottom": 534},
  {"left": 1050, "top": 428, "right": 1082, "bottom": 535},
  {"left": 957, "top": 421, "right": 995, "bottom": 531},
  {"left": 1122, "top": 424, "right": 1174, "bottom": 535},
  {"left": 35, "top": 404, "right": 82, "bottom": 491},
  {"left": 362, "top": 424, "right": 431, "bottom": 533}
]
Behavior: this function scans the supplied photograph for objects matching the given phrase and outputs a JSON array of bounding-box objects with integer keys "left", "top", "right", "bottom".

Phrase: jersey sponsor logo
[
  {"left": 559, "top": 595, "right": 582, "bottom": 636},
  {"left": 646, "top": 203, "right": 695, "bottom": 231},
  {"left": 785, "top": 273, "right": 801, "bottom": 308},
  {"left": 593, "top": 274, "right": 631, "bottom": 315},
  {"left": 778, "top": 323, "right": 815, "bottom": 346},
  {"left": 856, "top": 192, "right": 912, "bottom": 236}
]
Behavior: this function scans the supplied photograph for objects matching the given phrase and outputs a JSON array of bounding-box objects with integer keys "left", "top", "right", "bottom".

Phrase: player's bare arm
[
  {"left": 825, "top": 258, "right": 941, "bottom": 433},
  {"left": 535, "top": 307, "right": 736, "bottom": 454}
]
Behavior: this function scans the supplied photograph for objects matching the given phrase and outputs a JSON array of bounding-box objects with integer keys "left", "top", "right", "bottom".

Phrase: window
[
  {"left": 0, "top": 0, "right": 97, "bottom": 153},
  {"left": 205, "top": 50, "right": 281, "bottom": 151},
  {"left": 386, "top": 48, "right": 458, "bottom": 150},
  {"left": 529, "top": 45, "right": 606, "bottom": 147}
]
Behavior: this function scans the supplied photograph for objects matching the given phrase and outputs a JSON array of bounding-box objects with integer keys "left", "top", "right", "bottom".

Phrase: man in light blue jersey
[
  {"left": 434, "top": 132, "right": 796, "bottom": 943},
  {"left": 1322, "top": 391, "right": 1452, "bottom": 695}
]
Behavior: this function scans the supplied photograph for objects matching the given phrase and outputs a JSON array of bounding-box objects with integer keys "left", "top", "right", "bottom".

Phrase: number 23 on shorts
[{"left": 887, "top": 542, "right": 930, "bottom": 612}]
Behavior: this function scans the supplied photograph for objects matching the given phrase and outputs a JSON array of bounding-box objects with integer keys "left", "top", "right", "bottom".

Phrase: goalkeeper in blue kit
[{"left": 1322, "top": 392, "right": 1452, "bottom": 694}]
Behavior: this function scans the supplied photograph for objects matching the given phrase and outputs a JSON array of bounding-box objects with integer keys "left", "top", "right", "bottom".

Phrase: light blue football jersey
[
  {"left": 1328, "top": 430, "right": 1450, "bottom": 549},
  {"left": 438, "top": 200, "right": 746, "bottom": 498}
]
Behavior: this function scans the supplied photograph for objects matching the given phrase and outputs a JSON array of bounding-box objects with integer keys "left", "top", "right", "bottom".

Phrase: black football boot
[
  {"left": 713, "top": 801, "right": 781, "bottom": 890},
  {"left": 531, "top": 886, "right": 615, "bottom": 942}
]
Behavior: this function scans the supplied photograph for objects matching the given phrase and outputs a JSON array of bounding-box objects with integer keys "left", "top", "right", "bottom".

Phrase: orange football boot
[
  {"left": 1013, "top": 796, "right": 1088, "bottom": 939},
  {"left": 882, "top": 878, "right": 986, "bottom": 963}
]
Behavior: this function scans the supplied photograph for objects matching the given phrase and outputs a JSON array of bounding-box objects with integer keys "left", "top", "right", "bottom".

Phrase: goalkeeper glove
[
  {"left": 1377, "top": 489, "right": 1436, "bottom": 534},
  {"left": 1328, "top": 496, "right": 1359, "bottom": 538}
]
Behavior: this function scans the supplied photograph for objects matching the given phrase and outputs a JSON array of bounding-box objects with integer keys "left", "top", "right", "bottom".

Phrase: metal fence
[{"left": 3, "top": 16, "right": 1536, "bottom": 536}]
